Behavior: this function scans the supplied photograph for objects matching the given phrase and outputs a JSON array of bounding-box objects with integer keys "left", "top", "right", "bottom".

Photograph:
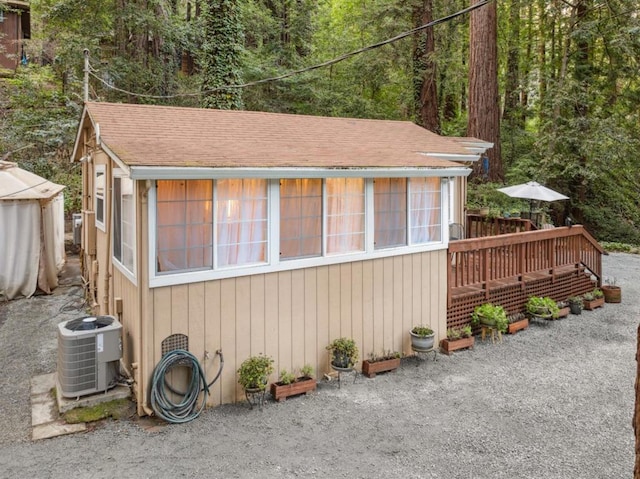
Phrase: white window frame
[
  {"left": 94, "top": 165, "right": 106, "bottom": 231},
  {"left": 148, "top": 175, "right": 450, "bottom": 288},
  {"left": 112, "top": 169, "right": 136, "bottom": 284}
]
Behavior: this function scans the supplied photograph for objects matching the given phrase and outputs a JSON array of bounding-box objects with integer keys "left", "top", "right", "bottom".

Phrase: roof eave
[{"left": 129, "top": 166, "right": 472, "bottom": 180}]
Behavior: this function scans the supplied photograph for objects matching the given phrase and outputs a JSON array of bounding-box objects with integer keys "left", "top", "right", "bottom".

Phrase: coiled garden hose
[{"left": 150, "top": 349, "right": 224, "bottom": 424}]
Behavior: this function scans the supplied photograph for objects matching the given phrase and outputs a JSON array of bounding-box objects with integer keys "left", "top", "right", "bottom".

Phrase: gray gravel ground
[{"left": 0, "top": 253, "right": 637, "bottom": 478}]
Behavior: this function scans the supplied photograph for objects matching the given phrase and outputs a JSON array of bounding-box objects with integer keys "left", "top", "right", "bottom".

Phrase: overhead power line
[{"left": 88, "top": 0, "right": 492, "bottom": 100}]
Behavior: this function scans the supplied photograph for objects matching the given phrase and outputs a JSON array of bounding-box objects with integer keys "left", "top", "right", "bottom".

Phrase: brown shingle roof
[{"left": 84, "top": 102, "right": 478, "bottom": 169}]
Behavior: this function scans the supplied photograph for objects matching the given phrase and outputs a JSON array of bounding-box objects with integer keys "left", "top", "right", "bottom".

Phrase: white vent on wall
[{"left": 57, "top": 316, "right": 122, "bottom": 398}]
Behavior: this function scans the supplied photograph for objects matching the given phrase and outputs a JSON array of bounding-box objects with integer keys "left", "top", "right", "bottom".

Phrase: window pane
[
  {"left": 326, "top": 178, "right": 364, "bottom": 254},
  {"left": 113, "top": 176, "right": 135, "bottom": 273},
  {"left": 95, "top": 169, "right": 105, "bottom": 225},
  {"left": 374, "top": 178, "right": 407, "bottom": 249},
  {"left": 157, "top": 180, "right": 213, "bottom": 273},
  {"left": 216, "top": 179, "right": 268, "bottom": 267},
  {"left": 409, "top": 177, "right": 441, "bottom": 244},
  {"left": 280, "top": 179, "right": 322, "bottom": 260}
]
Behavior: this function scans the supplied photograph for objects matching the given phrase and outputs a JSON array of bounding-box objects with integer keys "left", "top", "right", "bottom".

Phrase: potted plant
[
  {"left": 601, "top": 278, "right": 621, "bottom": 303},
  {"left": 525, "top": 296, "right": 560, "bottom": 320},
  {"left": 237, "top": 354, "right": 274, "bottom": 408},
  {"left": 471, "top": 303, "right": 508, "bottom": 333},
  {"left": 506, "top": 312, "right": 529, "bottom": 334},
  {"left": 568, "top": 296, "right": 583, "bottom": 315},
  {"left": 409, "top": 325, "right": 435, "bottom": 351},
  {"left": 583, "top": 288, "right": 605, "bottom": 310},
  {"left": 440, "top": 325, "right": 474, "bottom": 355},
  {"left": 326, "top": 337, "right": 358, "bottom": 370},
  {"left": 270, "top": 364, "right": 317, "bottom": 402},
  {"left": 361, "top": 351, "right": 402, "bottom": 378}
]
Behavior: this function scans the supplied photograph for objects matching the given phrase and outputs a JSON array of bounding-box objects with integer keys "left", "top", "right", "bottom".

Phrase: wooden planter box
[
  {"left": 439, "top": 336, "right": 474, "bottom": 355},
  {"left": 361, "top": 357, "right": 401, "bottom": 378},
  {"left": 270, "top": 377, "right": 317, "bottom": 402},
  {"left": 583, "top": 297, "right": 605, "bottom": 310},
  {"left": 557, "top": 306, "right": 570, "bottom": 318},
  {"left": 507, "top": 317, "right": 529, "bottom": 334}
]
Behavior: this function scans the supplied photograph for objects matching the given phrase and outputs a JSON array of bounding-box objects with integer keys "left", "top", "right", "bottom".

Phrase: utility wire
[{"left": 88, "top": 0, "right": 492, "bottom": 100}]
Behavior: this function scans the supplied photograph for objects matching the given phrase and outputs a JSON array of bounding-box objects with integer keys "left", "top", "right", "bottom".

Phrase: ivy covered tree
[{"left": 200, "top": 0, "right": 243, "bottom": 109}]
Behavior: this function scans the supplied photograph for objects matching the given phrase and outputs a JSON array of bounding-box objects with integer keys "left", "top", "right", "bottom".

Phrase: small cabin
[{"left": 71, "top": 102, "right": 491, "bottom": 416}]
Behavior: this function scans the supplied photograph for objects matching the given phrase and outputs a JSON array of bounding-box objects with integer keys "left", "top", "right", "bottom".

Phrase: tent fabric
[{"left": 0, "top": 161, "right": 66, "bottom": 300}]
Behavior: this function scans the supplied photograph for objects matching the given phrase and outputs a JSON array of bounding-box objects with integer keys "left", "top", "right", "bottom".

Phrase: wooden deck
[{"left": 447, "top": 225, "right": 603, "bottom": 328}]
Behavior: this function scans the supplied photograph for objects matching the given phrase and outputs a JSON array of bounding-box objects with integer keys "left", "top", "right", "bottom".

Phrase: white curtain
[
  {"left": 216, "top": 179, "right": 267, "bottom": 267},
  {"left": 280, "top": 179, "right": 322, "bottom": 259},
  {"left": 326, "top": 178, "right": 364, "bottom": 254},
  {"left": 0, "top": 200, "right": 41, "bottom": 299},
  {"left": 409, "top": 177, "right": 441, "bottom": 244},
  {"left": 374, "top": 178, "right": 407, "bottom": 249}
]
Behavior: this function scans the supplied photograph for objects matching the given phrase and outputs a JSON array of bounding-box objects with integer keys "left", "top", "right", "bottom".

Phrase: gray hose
[{"left": 150, "top": 349, "right": 223, "bottom": 423}]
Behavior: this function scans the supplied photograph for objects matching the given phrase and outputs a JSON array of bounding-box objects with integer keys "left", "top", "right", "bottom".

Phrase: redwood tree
[
  {"left": 467, "top": 0, "right": 502, "bottom": 181},
  {"left": 413, "top": 0, "right": 440, "bottom": 133}
]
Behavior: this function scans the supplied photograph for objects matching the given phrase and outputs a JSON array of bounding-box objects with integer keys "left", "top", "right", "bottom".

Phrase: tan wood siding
[{"left": 144, "top": 249, "right": 448, "bottom": 408}]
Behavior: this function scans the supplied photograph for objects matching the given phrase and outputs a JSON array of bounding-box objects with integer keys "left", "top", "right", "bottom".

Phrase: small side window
[{"left": 95, "top": 165, "right": 105, "bottom": 231}]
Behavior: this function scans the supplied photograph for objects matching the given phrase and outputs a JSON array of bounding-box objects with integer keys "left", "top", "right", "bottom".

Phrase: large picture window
[
  {"left": 280, "top": 179, "right": 322, "bottom": 260},
  {"left": 374, "top": 178, "right": 407, "bottom": 249},
  {"left": 113, "top": 173, "right": 135, "bottom": 273},
  {"left": 151, "top": 175, "right": 445, "bottom": 283}
]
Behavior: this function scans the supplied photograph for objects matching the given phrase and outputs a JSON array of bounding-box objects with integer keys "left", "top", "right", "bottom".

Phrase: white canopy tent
[{"left": 0, "top": 160, "right": 66, "bottom": 300}]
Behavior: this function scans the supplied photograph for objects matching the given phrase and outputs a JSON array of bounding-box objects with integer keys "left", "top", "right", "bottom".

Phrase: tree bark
[
  {"left": 413, "top": 0, "right": 440, "bottom": 133},
  {"left": 467, "top": 0, "right": 502, "bottom": 181}
]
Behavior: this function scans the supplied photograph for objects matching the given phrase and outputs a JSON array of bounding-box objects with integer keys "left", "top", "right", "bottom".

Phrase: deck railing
[
  {"left": 447, "top": 225, "right": 603, "bottom": 307},
  {"left": 466, "top": 214, "right": 535, "bottom": 237}
]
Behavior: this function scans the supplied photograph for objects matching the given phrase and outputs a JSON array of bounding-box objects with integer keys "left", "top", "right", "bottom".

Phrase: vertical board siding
[{"left": 147, "top": 249, "right": 447, "bottom": 407}]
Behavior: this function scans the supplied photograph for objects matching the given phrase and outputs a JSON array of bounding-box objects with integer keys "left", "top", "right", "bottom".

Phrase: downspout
[
  {"left": 139, "top": 180, "right": 154, "bottom": 417},
  {"left": 103, "top": 160, "right": 112, "bottom": 314}
]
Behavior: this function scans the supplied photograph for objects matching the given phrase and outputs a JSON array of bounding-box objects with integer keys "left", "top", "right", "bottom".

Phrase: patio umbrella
[{"left": 497, "top": 181, "right": 569, "bottom": 219}]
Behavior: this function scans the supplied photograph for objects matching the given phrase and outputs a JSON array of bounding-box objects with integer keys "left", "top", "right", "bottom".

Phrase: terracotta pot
[
  {"left": 270, "top": 377, "right": 317, "bottom": 402},
  {"left": 439, "top": 336, "right": 475, "bottom": 355},
  {"left": 361, "top": 357, "right": 401, "bottom": 378}
]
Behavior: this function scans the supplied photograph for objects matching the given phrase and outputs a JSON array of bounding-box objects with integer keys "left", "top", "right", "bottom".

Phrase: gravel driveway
[{"left": 0, "top": 253, "right": 636, "bottom": 478}]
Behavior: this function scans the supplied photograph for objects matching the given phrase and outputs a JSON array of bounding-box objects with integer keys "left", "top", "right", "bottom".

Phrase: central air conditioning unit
[{"left": 57, "top": 315, "right": 122, "bottom": 398}]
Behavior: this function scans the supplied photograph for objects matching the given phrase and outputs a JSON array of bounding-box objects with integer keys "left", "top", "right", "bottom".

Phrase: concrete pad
[
  {"left": 32, "top": 420, "right": 86, "bottom": 441},
  {"left": 57, "top": 384, "right": 131, "bottom": 414},
  {"left": 31, "top": 401, "right": 57, "bottom": 427},
  {"left": 31, "top": 373, "right": 56, "bottom": 396},
  {"left": 31, "top": 391, "right": 53, "bottom": 405}
]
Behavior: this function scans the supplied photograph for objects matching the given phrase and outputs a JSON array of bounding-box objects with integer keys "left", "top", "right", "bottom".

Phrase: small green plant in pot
[
  {"left": 237, "top": 354, "right": 274, "bottom": 392},
  {"left": 525, "top": 296, "right": 560, "bottom": 319},
  {"left": 568, "top": 296, "right": 583, "bottom": 315},
  {"left": 409, "top": 324, "right": 435, "bottom": 351},
  {"left": 471, "top": 303, "right": 508, "bottom": 333},
  {"left": 326, "top": 337, "right": 359, "bottom": 369}
]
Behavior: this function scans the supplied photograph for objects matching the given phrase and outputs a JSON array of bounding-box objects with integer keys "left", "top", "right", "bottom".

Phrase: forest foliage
[{"left": 1, "top": 0, "right": 639, "bottom": 244}]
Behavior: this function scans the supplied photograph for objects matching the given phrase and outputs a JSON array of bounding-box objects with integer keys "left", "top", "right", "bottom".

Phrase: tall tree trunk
[
  {"left": 467, "top": 0, "right": 502, "bottom": 181},
  {"left": 502, "top": 0, "right": 520, "bottom": 127},
  {"left": 413, "top": 0, "right": 439, "bottom": 133}
]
